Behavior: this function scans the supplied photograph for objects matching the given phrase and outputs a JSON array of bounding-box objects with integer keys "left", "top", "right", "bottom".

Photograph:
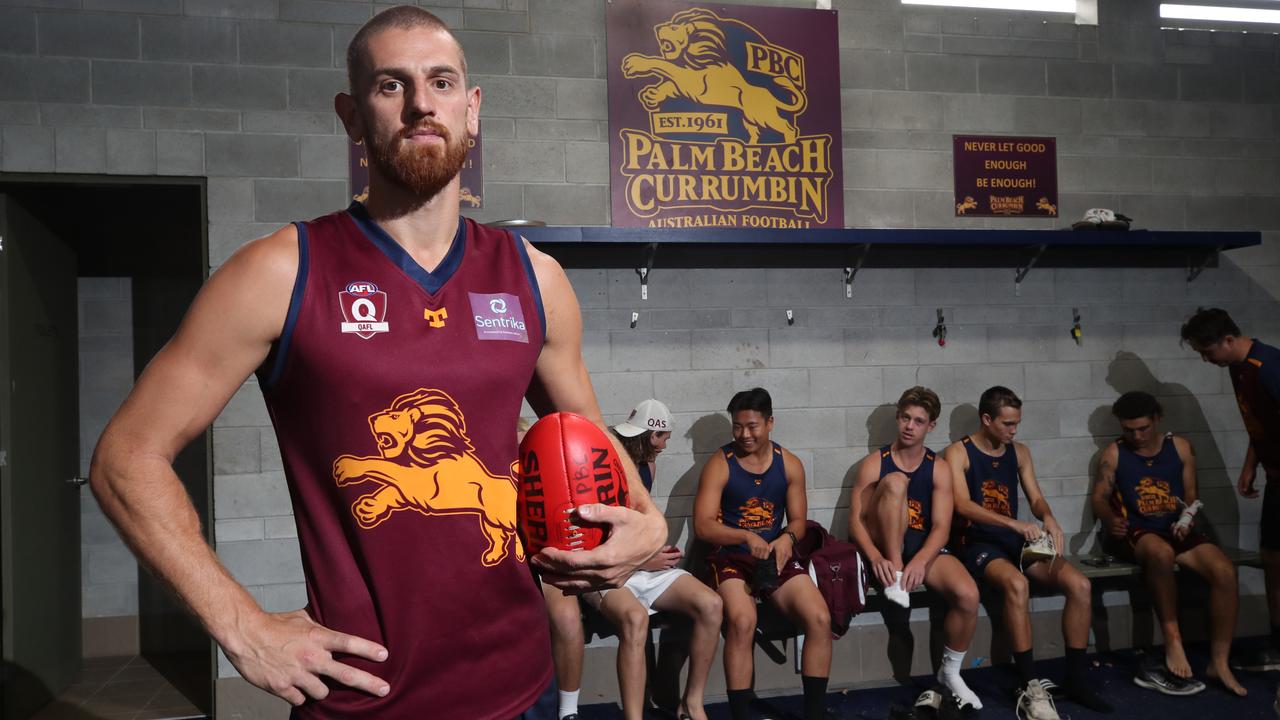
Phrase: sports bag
[{"left": 798, "top": 520, "right": 868, "bottom": 638}]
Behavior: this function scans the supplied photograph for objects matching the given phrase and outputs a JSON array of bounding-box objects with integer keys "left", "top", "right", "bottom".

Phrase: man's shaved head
[{"left": 346, "top": 5, "right": 467, "bottom": 92}]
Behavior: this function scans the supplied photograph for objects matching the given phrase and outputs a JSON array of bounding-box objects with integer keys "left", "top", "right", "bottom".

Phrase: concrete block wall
[
  {"left": 77, "top": 277, "right": 137, "bottom": 620},
  {"left": 4, "top": 0, "right": 1278, "bottom": 706}
]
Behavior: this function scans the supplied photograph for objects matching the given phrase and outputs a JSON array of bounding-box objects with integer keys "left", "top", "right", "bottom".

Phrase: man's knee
[
  {"left": 1209, "top": 557, "right": 1238, "bottom": 589},
  {"left": 1140, "top": 542, "right": 1176, "bottom": 570},
  {"left": 949, "top": 577, "right": 980, "bottom": 614},
  {"left": 1002, "top": 572, "right": 1030, "bottom": 605},
  {"left": 616, "top": 605, "right": 650, "bottom": 644},
  {"left": 1065, "top": 571, "right": 1092, "bottom": 603},
  {"left": 724, "top": 603, "right": 758, "bottom": 640},
  {"left": 695, "top": 591, "right": 724, "bottom": 625},
  {"left": 879, "top": 472, "right": 909, "bottom": 497}
]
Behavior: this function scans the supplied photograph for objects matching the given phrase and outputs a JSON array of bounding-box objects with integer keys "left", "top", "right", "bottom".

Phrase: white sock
[
  {"left": 884, "top": 570, "right": 910, "bottom": 607},
  {"left": 937, "top": 646, "right": 982, "bottom": 709},
  {"left": 558, "top": 689, "right": 580, "bottom": 719}
]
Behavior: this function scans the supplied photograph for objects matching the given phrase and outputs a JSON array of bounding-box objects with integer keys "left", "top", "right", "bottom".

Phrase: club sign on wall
[
  {"left": 607, "top": 1, "right": 843, "bottom": 230},
  {"left": 952, "top": 134, "right": 1057, "bottom": 218},
  {"left": 348, "top": 126, "right": 484, "bottom": 209}
]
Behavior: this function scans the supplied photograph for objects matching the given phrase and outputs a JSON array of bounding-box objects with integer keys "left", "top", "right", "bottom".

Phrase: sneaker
[
  {"left": 1132, "top": 663, "right": 1205, "bottom": 696},
  {"left": 1231, "top": 647, "right": 1280, "bottom": 672},
  {"left": 1273, "top": 684, "right": 1279, "bottom": 717},
  {"left": 1016, "top": 679, "right": 1060, "bottom": 720},
  {"left": 1036, "top": 678, "right": 1065, "bottom": 699},
  {"left": 1021, "top": 531, "right": 1056, "bottom": 568},
  {"left": 884, "top": 570, "right": 911, "bottom": 608}
]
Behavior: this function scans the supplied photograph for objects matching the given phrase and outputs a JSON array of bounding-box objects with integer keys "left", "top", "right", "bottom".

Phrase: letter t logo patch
[{"left": 424, "top": 306, "right": 448, "bottom": 328}]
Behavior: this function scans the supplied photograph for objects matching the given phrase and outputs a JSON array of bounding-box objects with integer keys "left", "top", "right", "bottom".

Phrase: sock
[
  {"left": 802, "top": 675, "right": 829, "bottom": 720},
  {"left": 1014, "top": 648, "right": 1035, "bottom": 685},
  {"left": 727, "top": 689, "right": 753, "bottom": 720},
  {"left": 1271, "top": 624, "right": 1280, "bottom": 651},
  {"left": 557, "top": 689, "right": 579, "bottom": 719},
  {"left": 1063, "top": 647, "right": 1114, "bottom": 713},
  {"left": 937, "top": 646, "right": 982, "bottom": 709}
]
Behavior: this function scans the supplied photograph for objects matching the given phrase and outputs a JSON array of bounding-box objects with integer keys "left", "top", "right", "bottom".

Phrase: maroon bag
[{"left": 797, "top": 520, "right": 868, "bottom": 638}]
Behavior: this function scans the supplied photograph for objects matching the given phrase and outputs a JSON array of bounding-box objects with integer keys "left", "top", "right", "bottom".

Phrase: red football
[{"left": 517, "top": 412, "right": 630, "bottom": 554}]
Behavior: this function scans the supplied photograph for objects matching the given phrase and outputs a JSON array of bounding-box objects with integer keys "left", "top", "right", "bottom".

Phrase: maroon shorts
[
  {"left": 706, "top": 550, "right": 809, "bottom": 599},
  {"left": 1127, "top": 528, "right": 1211, "bottom": 557}
]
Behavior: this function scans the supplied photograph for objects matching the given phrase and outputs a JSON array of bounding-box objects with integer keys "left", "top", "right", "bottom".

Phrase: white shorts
[{"left": 584, "top": 567, "right": 689, "bottom": 615}]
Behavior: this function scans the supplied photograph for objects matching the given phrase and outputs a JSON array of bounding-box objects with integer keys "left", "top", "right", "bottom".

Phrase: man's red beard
[{"left": 366, "top": 119, "right": 469, "bottom": 200}]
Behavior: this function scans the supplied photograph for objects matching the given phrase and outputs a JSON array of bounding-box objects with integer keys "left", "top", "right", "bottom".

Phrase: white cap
[{"left": 613, "top": 399, "right": 672, "bottom": 437}]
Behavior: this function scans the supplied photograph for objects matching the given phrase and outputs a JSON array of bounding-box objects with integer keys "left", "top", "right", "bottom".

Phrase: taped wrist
[{"left": 1174, "top": 499, "right": 1203, "bottom": 531}]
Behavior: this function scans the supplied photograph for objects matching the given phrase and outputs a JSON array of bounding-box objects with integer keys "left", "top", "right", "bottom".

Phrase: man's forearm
[{"left": 91, "top": 449, "right": 260, "bottom": 651}]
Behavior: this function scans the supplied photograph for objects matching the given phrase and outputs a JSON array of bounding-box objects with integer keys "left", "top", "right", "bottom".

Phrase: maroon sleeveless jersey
[{"left": 258, "top": 202, "right": 551, "bottom": 719}]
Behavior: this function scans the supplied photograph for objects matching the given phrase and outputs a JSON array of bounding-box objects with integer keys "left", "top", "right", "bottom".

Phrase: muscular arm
[
  {"left": 693, "top": 452, "right": 753, "bottom": 548},
  {"left": 1091, "top": 444, "right": 1125, "bottom": 539},
  {"left": 1016, "top": 443, "right": 1059, "bottom": 551},
  {"left": 522, "top": 242, "right": 666, "bottom": 588},
  {"left": 1175, "top": 436, "right": 1198, "bottom": 505},
  {"left": 90, "top": 227, "right": 389, "bottom": 704}
]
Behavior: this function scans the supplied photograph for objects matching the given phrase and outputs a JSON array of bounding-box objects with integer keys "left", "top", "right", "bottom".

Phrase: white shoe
[
  {"left": 1021, "top": 531, "right": 1056, "bottom": 570},
  {"left": 883, "top": 570, "right": 910, "bottom": 608},
  {"left": 1017, "top": 679, "right": 1060, "bottom": 720}
]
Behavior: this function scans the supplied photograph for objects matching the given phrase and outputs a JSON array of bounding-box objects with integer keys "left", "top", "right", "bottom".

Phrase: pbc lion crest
[
  {"left": 907, "top": 499, "right": 925, "bottom": 531},
  {"left": 608, "top": 2, "right": 841, "bottom": 229},
  {"left": 332, "top": 388, "right": 523, "bottom": 567},
  {"left": 981, "top": 480, "right": 1012, "bottom": 517},
  {"left": 736, "top": 497, "right": 776, "bottom": 531},
  {"left": 1134, "top": 476, "right": 1178, "bottom": 517}
]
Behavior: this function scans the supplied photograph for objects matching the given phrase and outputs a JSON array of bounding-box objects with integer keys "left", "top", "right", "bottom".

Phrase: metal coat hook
[
  {"left": 932, "top": 309, "right": 947, "bottom": 347},
  {"left": 844, "top": 243, "right": 870, "bottom": 299},
  {"left": 1071, "top": 307, "right": 1082, "bottom": 345},
  {"left": 630, "top": 311, "right": 639, "bottom": 329},
  {"left": 786, "top": 309, "right": 795, "bottom": 326},
  {"left": 636, "top": 242, "right": 658, "bottom": 300},
  {"left": 1014, "top": 243, "right": 1048, "bottom": 297}
]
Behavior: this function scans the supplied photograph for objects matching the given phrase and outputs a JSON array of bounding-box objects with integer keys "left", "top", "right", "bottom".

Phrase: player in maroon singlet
[{"left": 89, "top": 7, "right": 667, "bottom": 719}]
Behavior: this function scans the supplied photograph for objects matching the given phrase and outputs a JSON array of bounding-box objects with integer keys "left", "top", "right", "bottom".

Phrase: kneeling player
[
  {"left": 944, "top": 386, "right": 1110, "bottom": 718},
  {"left": 694, "top": 388, "right": 833, "bottom": 720},
  {"left": 849, "top": 386, "right": 982, "bottom": 710},
  {"left": 1092, "top": 391, "right": 1245, "bottom": 697}
]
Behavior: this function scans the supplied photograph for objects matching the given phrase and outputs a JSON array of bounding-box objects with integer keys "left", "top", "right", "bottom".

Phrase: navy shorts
[
  {"left": 959, "top": 537, "right": 1022, "bottom": 579},
  {"left": 902, "top": 530, "right": 950, "bottom": 564}
]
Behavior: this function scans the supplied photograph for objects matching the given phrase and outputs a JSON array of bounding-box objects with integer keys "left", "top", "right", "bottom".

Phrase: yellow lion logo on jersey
[
  {"left": 981, "top": 480, "right": 1012, "bottom": 517},
  {"left": 907, "top": 498, "right": 925, "bottom": 531},
  {"left": 736, "top": 497, "right": 777, "bottom": 530},
  {"left": 621, "top": 8, "right": 805, "bottom": 144},
  {"left": 1135, "top": 476, "right": 1177, "bottom": 516},
  {"left": 333, "top": 388, "right": 523, "bottom": 567}
]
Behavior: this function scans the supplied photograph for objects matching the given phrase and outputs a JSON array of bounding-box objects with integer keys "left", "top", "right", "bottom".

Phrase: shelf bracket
[
  {"left": 844, "top": 243, "right": 871, "bottom": 299},
  {"left": 1014, "top": 244, "right": 1048, "bottom": 297},
  {"left": 1186, "top": 246, "right": 1222, "bottom": 284},
  {"left": 635, "top": 242, "right": 658, "bottom": 300}
]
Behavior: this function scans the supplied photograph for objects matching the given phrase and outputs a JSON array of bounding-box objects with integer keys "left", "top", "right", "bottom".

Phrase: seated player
[
  {"left": 581, "top": 399, "right": 721, "bottom": 720},
  {"left": 944, "top": 386, "right": 1110, "bottom": 718},
  {"left": 848, "top": 386, "right": 982, "bottom": 710},
  {"left": 694, "top": 388, "right": 834, "bottom": 720},
  {"left": 1091, "top": 391, "right": 1245, "bottom": 697}
]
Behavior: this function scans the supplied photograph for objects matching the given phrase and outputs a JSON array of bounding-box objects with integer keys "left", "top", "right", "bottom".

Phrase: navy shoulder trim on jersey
[
  {"left": 512, "top": 231, "right": 547, "bottom": 344},
  {"left": 347, "top": 201, "right": 464, "bottom": 296},
  {"left": 261, "top": 221, "right": 310, "bottom": 390}
]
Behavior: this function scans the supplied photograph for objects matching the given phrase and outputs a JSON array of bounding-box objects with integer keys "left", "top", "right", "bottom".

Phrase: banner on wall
[
  {"left": 348, "top": 125, "right": 484, "bottom": 208},
  {"left": 952, "top": 135, "right": 1057, "bottom": 218},
  {"left": 606, "top": 1, "right": 843, "bottom": 229}
]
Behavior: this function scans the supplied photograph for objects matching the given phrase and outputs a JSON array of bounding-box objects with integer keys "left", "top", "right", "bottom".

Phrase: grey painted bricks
[{"left": 3, "top": 0, "right": 1277, "bottom": 702}]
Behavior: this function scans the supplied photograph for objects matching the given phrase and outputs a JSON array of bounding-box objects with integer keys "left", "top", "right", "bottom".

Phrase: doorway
[{"left": 0, "top": 176, "right": 212, "bottom": 719}]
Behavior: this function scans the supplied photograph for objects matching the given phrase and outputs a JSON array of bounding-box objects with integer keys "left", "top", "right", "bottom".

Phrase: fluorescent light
[
  {"left": 902, "top": 0, "right": 1075, "bottom": 11},
  {"left": 1160, "top": 3, "right": 1280, "bottom": 24}
]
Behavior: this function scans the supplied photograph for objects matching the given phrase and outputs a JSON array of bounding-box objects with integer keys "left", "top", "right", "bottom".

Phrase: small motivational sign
[{"left": 953, "top": 135, "right": 1057, "bottom": 218}]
